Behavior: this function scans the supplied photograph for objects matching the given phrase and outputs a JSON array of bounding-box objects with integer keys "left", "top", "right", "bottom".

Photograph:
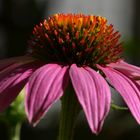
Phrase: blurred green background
[{"left": 0, "top": 0, "right": 140, "bottom": 140}]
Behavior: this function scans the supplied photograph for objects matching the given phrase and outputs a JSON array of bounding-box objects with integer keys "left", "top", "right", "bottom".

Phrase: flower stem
[
  {"left": 58, "top": 83, "right": 81, "bottom": 140},
  {"left": 9, "top": 123, "right": 22, "bottom": 140}
]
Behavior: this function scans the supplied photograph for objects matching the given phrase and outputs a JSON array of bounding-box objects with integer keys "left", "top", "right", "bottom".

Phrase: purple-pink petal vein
[
  {"left": 25, "top": 64, "right": 69, "bottom": 125},
  {"left": 98, "top": 65, "right": 140, "bottom": 124},
  {"left": 70, "top": 64, "right": 111, "bottom": 134},
  {"left": 0, "top": 60, "right": 41, "bottom": 112}
]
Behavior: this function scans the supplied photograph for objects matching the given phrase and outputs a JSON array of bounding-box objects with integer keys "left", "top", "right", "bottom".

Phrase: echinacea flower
[{"left": 0, "top": 13, "right": 140, "bottom": 134}]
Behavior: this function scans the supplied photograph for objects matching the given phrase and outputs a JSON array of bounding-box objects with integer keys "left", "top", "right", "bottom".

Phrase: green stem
[
  {"left": 9, "top": 123, "right": 22, "bottom": 140},
  {"left": 58, "top": 83, "right": 81, "bottom": 140}
]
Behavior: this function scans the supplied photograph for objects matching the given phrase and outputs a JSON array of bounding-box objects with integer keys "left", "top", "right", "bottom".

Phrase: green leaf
[{"left": 111, "top": 103, "right": 128, "bottom": 110}]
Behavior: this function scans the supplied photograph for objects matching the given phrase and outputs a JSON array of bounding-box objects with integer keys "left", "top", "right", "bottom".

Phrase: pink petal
[
  {"left": 0, "top": 60, "right": 42, "bottom": 112},
  {"left": 108, "top": 60, "right": 140, "bottom": 90},
  {"left": 98, "top": 65, "right": 140, "bottom": 124},
  {"left": 0, "top": 56, "right": 35, "bottom": 71},
  {"left": 69, "top": 64, "right": 111, "bottom": 134},
  {"left": 108, "top": 60, "right": 140, "bottom": 73},
  {"left": 25, "top": 64, "right": 69, "bottom": 125},
  {"left": 108, "top": 60, "right": 140, "bottom": 81}
]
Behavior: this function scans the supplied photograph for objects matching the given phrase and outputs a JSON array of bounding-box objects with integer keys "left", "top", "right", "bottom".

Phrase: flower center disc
[{"left": 29, "top": 13, "right": 123, "bottom": 67}]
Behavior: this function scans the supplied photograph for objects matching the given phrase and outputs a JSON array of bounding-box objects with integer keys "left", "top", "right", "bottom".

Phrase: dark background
[{"left": 0, "top": 0, "right": 140, "bottom": 140}]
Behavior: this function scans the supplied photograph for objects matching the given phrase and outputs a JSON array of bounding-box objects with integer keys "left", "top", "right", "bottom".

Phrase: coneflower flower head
[
  {"left": 30, "top": 13, "right": 122, "bottom": 67},
  {"left": 0, "top": 13, "right": 140, "bottom": 135}
]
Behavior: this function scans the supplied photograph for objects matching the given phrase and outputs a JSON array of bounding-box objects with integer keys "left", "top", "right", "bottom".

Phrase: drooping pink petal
[
  {"left": 108, "top": 60, "right": 140, "bottom": 73},
  {"left": 25, "top": 64, "right": 69, "bottom": 125},
  {"left": 0, "top": 56, "right": 35, "bottom": 71},
  {"left": 108, "top": 60, "right": 140, "bottom": 90},
  {"left": 69, "top": 64, "right": 111, "bottom": 134},
  {"left": 98, "top": 65, "right": 140, "bottom": 124},
  {"left": 108, "top": 60, "right": 140, "bottom": 81},
  {"left": 0, "top": 60, "right": 42, "bottom": 112}
]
